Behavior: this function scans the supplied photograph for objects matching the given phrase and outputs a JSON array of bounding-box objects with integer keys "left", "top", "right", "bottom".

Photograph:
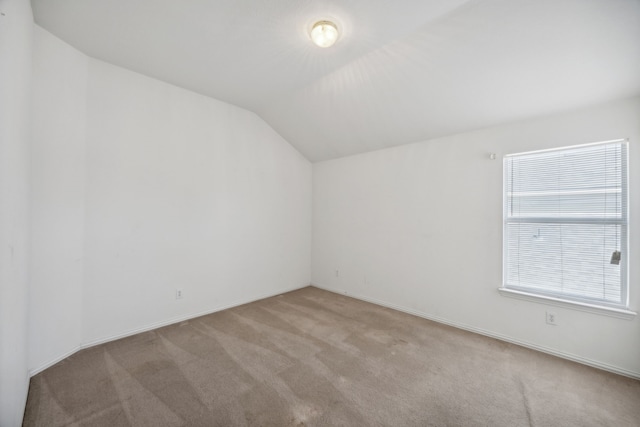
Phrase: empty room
[{"left": 1, "top": 0, "right": 639, "bottom": 425}]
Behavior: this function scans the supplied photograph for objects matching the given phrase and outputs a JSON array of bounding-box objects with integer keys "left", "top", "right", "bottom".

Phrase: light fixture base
[{"left": 310, "top": 20, "right": 339, "bottom": 48}]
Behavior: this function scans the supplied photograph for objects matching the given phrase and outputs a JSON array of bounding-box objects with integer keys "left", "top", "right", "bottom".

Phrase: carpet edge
[
  {"left": 310, "top": 282, "right": 640, "bottom": 380},
  {"left": 29, "top": 282, "right": 311, "bottom": 377}
]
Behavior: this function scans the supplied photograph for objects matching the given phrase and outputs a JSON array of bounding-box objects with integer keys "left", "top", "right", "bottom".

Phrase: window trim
[
  {"left": 497, "top": 287, "right": 636, "bottom": 320},
  {"left": 502, "top": 139, "right": 630, "bottom": 311}
]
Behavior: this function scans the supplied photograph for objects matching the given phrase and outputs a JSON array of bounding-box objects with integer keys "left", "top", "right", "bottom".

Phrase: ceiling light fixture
[{"left": 310, "top": 20, "right": 339, "bottom": 48}]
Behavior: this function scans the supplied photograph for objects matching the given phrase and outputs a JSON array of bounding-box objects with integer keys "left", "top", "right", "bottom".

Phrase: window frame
[{"left": 501, "top": 139, "right": 631, "bottom": 313}]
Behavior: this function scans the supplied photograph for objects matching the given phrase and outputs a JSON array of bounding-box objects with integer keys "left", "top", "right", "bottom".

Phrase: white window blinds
[{"left": 503, "top": 140, "right": 628, "bottom": 308}]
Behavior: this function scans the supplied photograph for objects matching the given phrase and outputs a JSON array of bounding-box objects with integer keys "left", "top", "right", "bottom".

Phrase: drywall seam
[
  {"left": 29, "top": 282, "right": 310, "bottom": 377},
  {"left": 311, "top": 282, "right": 640, "bottom": 380}
]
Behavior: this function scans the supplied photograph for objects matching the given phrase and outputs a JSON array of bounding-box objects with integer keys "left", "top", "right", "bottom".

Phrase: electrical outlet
[
  {"left": 335, "top": 269, "right": 340, "bottom": 278},
  {"left": 176, "top": 288, "right": 183, "bottom": 300},
  {"left": 546, "top": 311, "right": 557, "bottom": 325}
]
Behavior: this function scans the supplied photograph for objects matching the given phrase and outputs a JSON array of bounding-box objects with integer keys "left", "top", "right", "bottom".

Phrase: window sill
[{"left": 497, "top": 287, "right": 637, "bottom": 320}]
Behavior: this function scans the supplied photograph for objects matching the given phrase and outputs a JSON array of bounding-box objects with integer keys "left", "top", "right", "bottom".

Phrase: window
[{"left": 503, "top": 140, "right": 628, "bottom": 309}]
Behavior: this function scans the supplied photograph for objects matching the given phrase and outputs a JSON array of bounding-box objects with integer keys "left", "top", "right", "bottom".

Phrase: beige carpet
[{"left": 23, "top": 287, "right": 640, "bottom": 426}]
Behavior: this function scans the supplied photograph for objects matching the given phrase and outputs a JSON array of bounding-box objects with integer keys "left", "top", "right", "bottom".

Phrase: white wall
[
  {"left": 0, "top": 0, "right": 32, "bottom": 425},
  {"left": 27, "top": 28, "right": 311, "bottom": 371},
  {"left": 81, "top": 59, "right": 311, "bottom": 344},
  {"left": 29, "top": 26, "right": 88, "bottom": 372},
  {"left": 312, "top": 97, "right": 640, "bottom": 377}
]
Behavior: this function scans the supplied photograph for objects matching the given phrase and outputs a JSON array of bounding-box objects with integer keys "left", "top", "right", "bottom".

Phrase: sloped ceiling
[{"left": 32, "top": 0, "right": 640, "bottom": 162}]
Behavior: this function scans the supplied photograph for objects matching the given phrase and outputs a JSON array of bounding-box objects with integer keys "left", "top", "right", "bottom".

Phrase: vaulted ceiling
[{"left": 32, "top": 0, "right": 640, "bottom": 162}]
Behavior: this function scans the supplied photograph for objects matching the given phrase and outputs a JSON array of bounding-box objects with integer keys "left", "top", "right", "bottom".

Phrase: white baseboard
[
  {"left": 30, "top": 346, "right": 82, "bottom": 377},
  {"left": 29, "top": 283, "right": 309, "bottom": 377},
  {"left": 310, "top": 282, "right": 640, "bottom": 380}
]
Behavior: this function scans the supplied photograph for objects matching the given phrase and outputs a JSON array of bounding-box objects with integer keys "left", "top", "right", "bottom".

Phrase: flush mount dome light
[{"left": 310, "top": 20, "right": 339, "bottom": 48}]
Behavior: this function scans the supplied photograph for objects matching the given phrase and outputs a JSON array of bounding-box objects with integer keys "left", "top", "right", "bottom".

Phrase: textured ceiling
[{"left": 32, "top": 0, "right": 640, "bottom": 162}]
